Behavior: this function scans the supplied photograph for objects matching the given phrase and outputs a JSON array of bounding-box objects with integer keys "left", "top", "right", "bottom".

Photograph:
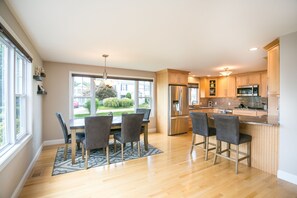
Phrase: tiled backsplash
[{"left": 200, "top": 97, "right": 268, "bottom": 109}]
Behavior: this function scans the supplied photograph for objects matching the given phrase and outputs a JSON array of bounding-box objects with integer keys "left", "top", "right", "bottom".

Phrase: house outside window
[{"left": 71, "top": 74, "right": 153, "bottom": 118}]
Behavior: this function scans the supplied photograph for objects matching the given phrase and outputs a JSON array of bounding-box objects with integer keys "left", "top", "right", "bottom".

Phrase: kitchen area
[{"left": 156, "top": 39, "right": 280, "bottom": 175}]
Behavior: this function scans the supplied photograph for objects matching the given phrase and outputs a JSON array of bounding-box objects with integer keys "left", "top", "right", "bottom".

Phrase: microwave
[{"left": 237, "top": 85, "right": 259, "bottom": 97}]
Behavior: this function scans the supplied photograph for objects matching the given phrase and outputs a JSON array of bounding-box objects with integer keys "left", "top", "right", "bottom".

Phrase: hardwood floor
[{"left": 20, "top": 132, "right": 297, "bottom": 197}]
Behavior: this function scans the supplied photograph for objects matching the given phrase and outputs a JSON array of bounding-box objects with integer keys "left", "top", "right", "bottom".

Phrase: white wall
[
  {"left": 278, "top": 31, "right": 297, "bottom": 184},
  {"left": 0, "top": 1, "right": 43, "bottom": 197}
]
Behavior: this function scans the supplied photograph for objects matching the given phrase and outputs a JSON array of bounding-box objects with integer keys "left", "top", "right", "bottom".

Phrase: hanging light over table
[{"left": 102, "top": 54, "right": 109, "bottom": 80}]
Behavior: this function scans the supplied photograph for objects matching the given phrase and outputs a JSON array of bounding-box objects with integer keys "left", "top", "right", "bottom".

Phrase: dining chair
[
  {"left": 136, "top": 109, "right": 151, "bottom": 148},
  {"left": 190, "top": 112, "right": 216, "bottom": 160},
  {"left": 213, "top": 114, "right": 252, "bottom": 174},
  {"left": 55, "top": 112, "right": 85, "bottom": 160},
  {"left": 81, "top": 115, "right": 113, "bottom": 169},
  {"left": 114, "top": 113, "right": 144, "bottom": 161},
  {"left": 136, "top": 108, "right": 151, "bottom": 120}
]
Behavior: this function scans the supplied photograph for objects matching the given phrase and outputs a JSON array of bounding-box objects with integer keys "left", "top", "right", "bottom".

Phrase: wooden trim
[
  {"left": 0, "top": 22, "right": 33, "bottom": 62},
  {"left": 157, "top": 68, "right": 189, "bottom": 75},
  {"left": 264, "top": 39, "right": 280, "bottom": 51}
]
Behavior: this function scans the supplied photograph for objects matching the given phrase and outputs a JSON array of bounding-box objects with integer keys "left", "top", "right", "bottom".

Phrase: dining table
[{"left": 69, "top": 116, "right": 150, "bottom": 164}]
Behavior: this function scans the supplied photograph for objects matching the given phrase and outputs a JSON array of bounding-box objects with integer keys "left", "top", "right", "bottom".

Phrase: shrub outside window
[{"left": 71, "top": 75, "right": 153, "bottom": 119}]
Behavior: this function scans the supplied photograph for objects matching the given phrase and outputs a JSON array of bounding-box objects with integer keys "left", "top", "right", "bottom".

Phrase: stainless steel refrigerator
[{"left": 168, "top": 85, "right": 189, "bottom": 135}]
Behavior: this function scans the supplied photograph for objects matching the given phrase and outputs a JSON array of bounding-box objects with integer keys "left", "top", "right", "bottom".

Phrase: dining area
[{"left": 55, "top": 109, "right": 151, "bottom": 170}]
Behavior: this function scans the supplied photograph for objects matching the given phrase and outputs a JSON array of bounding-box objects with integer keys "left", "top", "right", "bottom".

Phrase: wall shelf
[{"left": 33, "top": 75, "right": 45, "bottom": 81}]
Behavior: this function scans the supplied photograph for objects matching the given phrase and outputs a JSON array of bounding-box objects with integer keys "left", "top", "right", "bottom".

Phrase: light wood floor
[{"left": 20, "top": 132, "right": 297, "bottom": 197}]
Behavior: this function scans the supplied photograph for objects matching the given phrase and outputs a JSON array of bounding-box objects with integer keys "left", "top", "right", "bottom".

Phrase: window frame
[
  {"left": 0, "top": 20, "right": 33, "bottom": 170},
  {"left": 69, "top": 72, "right": 154, "bottom": 119}
]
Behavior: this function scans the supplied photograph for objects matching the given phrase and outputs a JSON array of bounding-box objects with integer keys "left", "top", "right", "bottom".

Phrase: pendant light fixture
[
  {"left": 102, "top": 54, "right": 109, "bottom": 80},
  {"left": 219, "top": 67, "right": 232, "bottom": 76}
]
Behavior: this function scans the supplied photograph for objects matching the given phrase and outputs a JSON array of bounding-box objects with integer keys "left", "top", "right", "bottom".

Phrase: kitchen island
[{"left": 190, "top": 110, "right": 279, "bottom": 175}]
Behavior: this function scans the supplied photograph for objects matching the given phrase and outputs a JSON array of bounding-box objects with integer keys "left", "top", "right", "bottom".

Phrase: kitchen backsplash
[{"left": 201, "top": 97, "right": 268, "bottom": 109}]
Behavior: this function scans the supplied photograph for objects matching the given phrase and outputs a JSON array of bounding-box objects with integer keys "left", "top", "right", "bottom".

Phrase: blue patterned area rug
[{"left": 52, "top": 142, "right": 163, "bottom": 176}]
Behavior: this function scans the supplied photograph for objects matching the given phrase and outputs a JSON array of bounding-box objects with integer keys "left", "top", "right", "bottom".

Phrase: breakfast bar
[{"left": 202, "top": 113, "right": 279, "bottom": 175}]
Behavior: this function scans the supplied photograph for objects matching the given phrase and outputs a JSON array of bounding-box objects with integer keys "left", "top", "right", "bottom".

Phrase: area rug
[{"left": 52, "top": 142, "right": 163, "bottom": 176}]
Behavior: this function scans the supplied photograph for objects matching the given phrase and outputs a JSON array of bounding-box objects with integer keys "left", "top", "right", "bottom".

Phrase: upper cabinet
[
  {"left": 264, "top": 39, "right": 280, "bottom": 117},
  {"left": 199, "top": 77, "right": 217, "bottom": 98},
  {"left": 265, "top": 39, "right": 280, "bottom": 96},
  {"left": 200, "top": 71, "right": 266, "bottom": 98},
  {"left": 167, "top": 69, "right": 189, "bottom": 85},
  {"left": 260, "top": 72, "right": 267, "bottom": 97},
  {"left": 236, "top": 73, "right": 261, "bottom": 87},
  {"left": 217, "top": 76, "right": 236, "bottom": 97}
]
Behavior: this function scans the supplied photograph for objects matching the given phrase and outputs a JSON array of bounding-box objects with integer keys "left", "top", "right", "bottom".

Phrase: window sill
[{"left": 0, "top": 134, "right": 32, "bottom": 172}]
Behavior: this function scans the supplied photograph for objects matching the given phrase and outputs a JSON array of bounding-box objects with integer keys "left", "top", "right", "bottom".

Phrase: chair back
[
  {"left": 84, "top": 115, "right": 113, "bottom": 150},
  {"left": 121, "top": 113, "right": 144, "bottom": 143},
  {"left": 56, "top": 112, "right": 69, "bottom": 144},
  {"left": 136, "top": 108, "right": 151, "bottom": 120},
  {"left": 190, "top": 112, "right": 210, "bottom": 136},
  {"left": 213, "top": 114, "right": 240, "bottom": 145}
]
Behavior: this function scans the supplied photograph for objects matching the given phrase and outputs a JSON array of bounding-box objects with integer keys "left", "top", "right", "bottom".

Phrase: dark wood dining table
[{"left": 69, "top": 116, "right": 150, "bottom": 164}]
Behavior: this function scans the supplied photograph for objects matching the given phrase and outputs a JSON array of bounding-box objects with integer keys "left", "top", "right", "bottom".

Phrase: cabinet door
[
  {"left": 260, "top": 72, "right": 267, "bottom": 97},
  {"left": 233, "top": 109, "right": 257, "bottom": 116},
  {"left": 267, "top": 45, "right": 280, "bottom": 95},
  {"left": 199, "top": 77, "right": 207, "bottom": 98},
  {"left": 168, "top": 72, "right": 188, "bottom": 85},
  {"left": 227, "top": 76, "right": 236, "bottom": 97},
  {"left": 248, "top": 73, "right": 261, "bottom": 85},
  {"left": 217, "top": 77, "right": 227, "bottom": 97},
  {"left": 236, "top": 75, "right": 249, "bottom": 86},
  {"left": 208, "top": 79, "right": 217, "bottom": 97}
]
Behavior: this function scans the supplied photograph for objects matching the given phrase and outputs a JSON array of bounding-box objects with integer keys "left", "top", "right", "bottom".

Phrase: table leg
[
  {"left": 71, "top": 129, "right": 76, "bottom": 164},
  {"left": 144, "top": 123, "right": 148, "bottom": 151}
]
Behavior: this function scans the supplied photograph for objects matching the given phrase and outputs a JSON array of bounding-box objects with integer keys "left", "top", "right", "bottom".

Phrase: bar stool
[
  {"left": 213, "top": 114, "right": 252, "bottom": 174},
  {"left": 190, "top": 112, "right": 216, "bottom": 160}
]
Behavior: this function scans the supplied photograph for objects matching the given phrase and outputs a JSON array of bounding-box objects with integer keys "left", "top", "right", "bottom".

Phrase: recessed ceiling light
[
  {"left": 206, "top": 75, "right": 211, "bottom": 77},
  {"left": 249, "top": 47, "right": 258, "bottom": 51}
]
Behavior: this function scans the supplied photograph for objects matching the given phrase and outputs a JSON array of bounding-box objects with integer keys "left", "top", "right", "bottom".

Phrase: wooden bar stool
[{"left": 213, "top": 114, "right": 252, "bottom": 174}]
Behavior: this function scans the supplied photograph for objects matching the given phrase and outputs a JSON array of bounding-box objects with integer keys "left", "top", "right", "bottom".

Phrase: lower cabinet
[{"left": 233, "top": 109, "right": 267, "bottom": 117}]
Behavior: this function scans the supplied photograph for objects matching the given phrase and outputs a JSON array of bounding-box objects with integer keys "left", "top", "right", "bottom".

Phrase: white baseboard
[
  {"left": 43, "top": 139, "right": 64, "bottom": 146},
  {"left": 11, "top": 143, "right": 43, "bottom": 198},
  {"left": 148, "top": 128, "right": 156, "bottom": 133},
  {"left": 277, "top": 170, "right": 297, "bottom": 185}
]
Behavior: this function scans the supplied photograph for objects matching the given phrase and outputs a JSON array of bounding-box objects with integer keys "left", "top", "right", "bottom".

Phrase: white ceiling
[{"left": 5, "top": 0, "right": 297, "bottom": 76}]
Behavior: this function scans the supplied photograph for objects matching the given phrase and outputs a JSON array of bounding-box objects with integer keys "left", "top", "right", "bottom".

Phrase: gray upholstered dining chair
[
  {"left": 190, "top": 112, "right": 216, "bottom": 160},
  {"left": 136, "top": 108, "right": 151, "bottom": 120},
  {"left": 81, "top": 115, "right": 113, "bottom": 169},
  {"left": 55, "top": 112, "right": 85, "bottom": 160},
  {"left": 114, "top": 113, "right": 144, "bottom": 161},
  {"left": 136, "top": 108, "right": 151, "bottom": 141},
  {"left": 213, "top": 114, "right": 252, "bottom": 174}
]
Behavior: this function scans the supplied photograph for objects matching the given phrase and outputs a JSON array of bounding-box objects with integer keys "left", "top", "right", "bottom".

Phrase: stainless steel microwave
[{"left": 237, "top": 85, "right": 259, "bottom": 97}]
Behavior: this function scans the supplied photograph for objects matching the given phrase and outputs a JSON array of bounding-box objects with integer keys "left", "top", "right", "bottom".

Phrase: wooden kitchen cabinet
[
  {"left": 199, "top": 77, "right": 217, "bottom": 98},
  {"left": 167, "top": 70, "right": 189, "bottom": 85},
  {"left": 233, "top": 109, "right": 257, "bottom": 116},
  {"left": 156, "top": 69, "right": 189, "bottom": 134},
  {"left": 236, "top": 73, "right": 261, "bottom": 87},
  {"left": 264, "top": 39, "right": 280, "bottom": 117},
  {"left": 260, "top": 72, "right": 267, "bottom": 97},
  {"left": 217, "top": 76, "right": 236, "bottom": 97},
  {"left": 265, "top": 39, "right": 280, "bottom": 96}
]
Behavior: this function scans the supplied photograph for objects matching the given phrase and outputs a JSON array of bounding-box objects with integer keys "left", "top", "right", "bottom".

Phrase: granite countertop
[{"left": 207, "top": 113, "right": 279, "bottom": 127}]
